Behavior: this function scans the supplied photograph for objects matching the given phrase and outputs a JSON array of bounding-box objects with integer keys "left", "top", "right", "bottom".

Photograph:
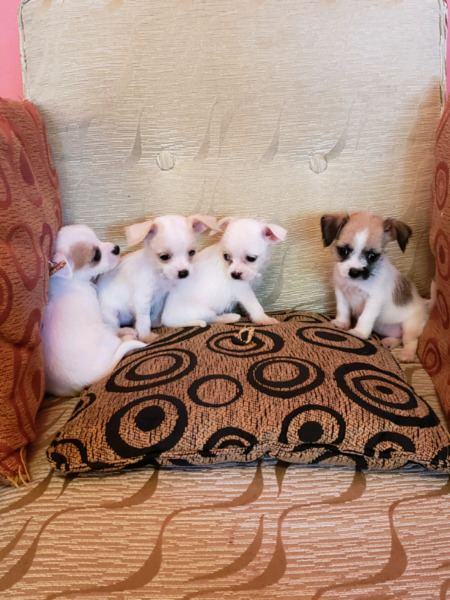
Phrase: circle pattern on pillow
[
  {"left": 296, "top": 325, "right": 377, "bottom": 355},
  {"left": 189, "top": 375, "right": 243, "bottom": 407},
  {"left": 247, "top": 357, "right": 324, "bottom": 398},
  {"left": 279, "top": 404, "right": 346, "bottom": 446},
  {"left": 206, "top": 328, "right": 284, "bottom": 358},
  {"left": 106, "top": 348, "right": 197, "bottom": 393},
  {"left": 334, "top": 363, "right": 439, "bottom": 427},
  {"left": 105, "top": 394, "right": 188, "bottom": 458},
  {"left": 47, "top": 312, "right": 450, "bottom": 474}
]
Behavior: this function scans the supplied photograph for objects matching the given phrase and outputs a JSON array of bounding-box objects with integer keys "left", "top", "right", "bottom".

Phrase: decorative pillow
[
  {"left": 0, "top": 98, "right": 62, "bottom": 484},
  {"left": 418, "top": 100, "right": 450, "bottom": 426},
  {"left": 47, "top": 312, "right": 450, "bottom": 474}
]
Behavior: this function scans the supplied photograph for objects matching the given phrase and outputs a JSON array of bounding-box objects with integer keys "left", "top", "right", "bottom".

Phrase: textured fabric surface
[
  {"left": 418, "top": 98, "right": 450, "bottom": 423},
  {"left": 0, "top": 98, "right": 62, "bottom": 484},
  {"left": 47, "top": 313, "right": 450, "bottom": 474},
  {"left": 19, "top": 0, "right": 445, "bottom": 312},
  {"left": 0, "top": 357, "right": 448, "bottom": 600}
]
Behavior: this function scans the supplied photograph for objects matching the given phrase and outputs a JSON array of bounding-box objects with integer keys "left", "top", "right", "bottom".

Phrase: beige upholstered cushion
[
  {"left": 19, "top": 0, "right": 445, "bottom": 312},
  {"left": 47, "top": 313, "right": 450, "bottom": 474}
]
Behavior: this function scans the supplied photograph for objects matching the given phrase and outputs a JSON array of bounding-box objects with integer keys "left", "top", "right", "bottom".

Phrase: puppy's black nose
[
  {"left": 178, "top": 270, "right": 189, "bottom": 279},
  {"left": 349, "top": 267, "right": 370, "bottom": 279},
  {"left": 231, "top": 272, "right": 242, "bottom": 280},
  {"left": 349, "top": 268, "right": 362, "bottom": 279},
  {"left": 112, "top": 245, "right": 120, "bottom": 255}
]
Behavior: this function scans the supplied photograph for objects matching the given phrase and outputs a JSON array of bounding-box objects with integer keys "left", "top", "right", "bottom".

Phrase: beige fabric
[
  {"left": 19, "top": 0, "right": 446, "bottom": 311},
  {"left": 0, "top": 358, "right": 449, "bottom": 599}
]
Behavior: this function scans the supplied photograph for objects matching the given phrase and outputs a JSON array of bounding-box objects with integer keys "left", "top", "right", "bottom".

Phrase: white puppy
[
  {"left": 320, "top": 211, "right": 434, "bottom": 361},
  {"left": 161, "top": 217, "right": 287, "bottom": 327},
  {"left": 41, "top": 224, "right": 146, "bottom": 396},
  {"left": 97, "top": 214, "right": 216, "bottom": 341}
]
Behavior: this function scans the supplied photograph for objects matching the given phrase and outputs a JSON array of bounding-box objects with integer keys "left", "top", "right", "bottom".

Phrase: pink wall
[
  {"left": 0, "top": 0, "right": 450, "bottom": 100},
  {"left": 0, "top": 0, "right": 23, "bottom": 100}
]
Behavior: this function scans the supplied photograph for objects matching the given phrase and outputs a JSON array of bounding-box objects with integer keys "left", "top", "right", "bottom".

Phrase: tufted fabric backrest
[{"left": 19, "top": 0, "right": 446, "bottom": 311}]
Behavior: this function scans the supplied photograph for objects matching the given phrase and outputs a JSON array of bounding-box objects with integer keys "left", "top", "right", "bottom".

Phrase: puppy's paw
[
  {"left": 178, "top": 319, "right": 208, "bottom": 328},
  {"left": 191, "top": 320, "right": 208, "bottom": 328},
  {"left": 331, "top": 319, "right": 350, "bottom": 330},
  {"left": 121, "top": 334, "right": 138, "bottom": 342},
  {"left": 216, "top": 313, "right": 241, "bottom": 324},
  {"left": 398, "top": 347, "right": 417, "bottom": 363},
  {"left": 140, "top": 332, "right": 159, "bottom": 344},
  {"left": 118, "top": 327, "right": 138, "bottom": 339},
  {"left": 381, "top": 336, "right": 401, "bottom": 350},
  {"left": 253, "top": 316, "right": 279, "bottom": 326},
  {"left": 347, "top": 328, "right": 369, "bottom": 340}
]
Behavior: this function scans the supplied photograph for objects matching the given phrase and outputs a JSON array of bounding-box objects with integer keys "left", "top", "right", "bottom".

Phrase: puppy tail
[{"left": 112, "top": 339, "right": 146, "bottom": 365}]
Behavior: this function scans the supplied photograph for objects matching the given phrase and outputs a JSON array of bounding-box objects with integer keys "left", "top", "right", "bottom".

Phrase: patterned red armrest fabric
[
  {"left": 0, "top": 98, "right": 62, "bottom": 484},
  {"left": 418, "top": 101, "right": 450, "bottom": 424}
]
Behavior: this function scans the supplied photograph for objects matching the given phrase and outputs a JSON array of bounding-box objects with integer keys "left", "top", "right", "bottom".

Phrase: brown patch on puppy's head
[
  {"left": 327, "top": 212, "right": 388, "bottom": 281},
  {"left": 71, "top": 242, "right": 99, "bottom": 271},
  {"left": 337, "top": 212, "right": 386, "bottom": 251},
  {"left": 51, "top": 224, "right": 120, "bottom": 281},
  {"left": 323, "top": 211, "right": 413, "bottom": 282},
  {"left": 326, "top": 212, "right": 412, "bottom": 252}
]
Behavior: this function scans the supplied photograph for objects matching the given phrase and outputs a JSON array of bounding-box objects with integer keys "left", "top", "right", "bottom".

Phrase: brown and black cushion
[{"left": 47, "top": 312, "right": 450, "bottom": 474}]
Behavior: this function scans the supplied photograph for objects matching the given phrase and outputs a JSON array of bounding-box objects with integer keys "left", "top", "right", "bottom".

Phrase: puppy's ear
[
  {"left": 49, "top": 251, "right": 73, "bottom": 279},
  {"left": 383, "top": 219, "right": 412, "bottom": 252},
  {"left": 216, "top": 217, "right": 233, "bottom": 232},
  {"left": 189, "top": 214, "right": 218, "bottom": 234},
  {"left": 262, "top": 223, "right": 287, "bottom": 244},
  {"left": 125, "top": 220, "right": 157, "bottom": 247},
  {"left": 320, "top": 214, "right": 349, "bottom": 247}
]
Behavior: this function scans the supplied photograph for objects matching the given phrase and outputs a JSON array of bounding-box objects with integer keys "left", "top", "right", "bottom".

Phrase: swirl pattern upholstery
[
  {"left": 47, "top": 313, "right": 450, "bottom": 474},
  {"left": 0, "top": 98, "right": 62, "bottom": 484},
  {"left": 418, "top": 100, "right": 450, "bottom": 425}
]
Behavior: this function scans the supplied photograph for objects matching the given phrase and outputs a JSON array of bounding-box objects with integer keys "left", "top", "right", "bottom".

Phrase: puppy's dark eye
[
  {"left": 223, "top": 253, "right": 231, "bottom": 262},
  {"left": 188, "top": 250, "right": 196, "bottom": 257},
  {"left": 336, "top": 245, "right": 351, "bottom": 259},
  {"left": 246, "top": 255, "right": 257, "bottom": 263},
  {"left": 366, "top": 251, "right": 380, "bottom": 263},
  {"left": 92, "top": 248, "right": 101, "bottom": 262},
  {"left": 159, "top": 253, "right": 171, "bottom": 262}
]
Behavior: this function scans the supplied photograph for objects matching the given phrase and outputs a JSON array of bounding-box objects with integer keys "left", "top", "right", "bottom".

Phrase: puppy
[
  {"left": 320, "top": 211, "right": 434, "bottom": 361},
  {"left": 161, "top": 217, "right": 287, "bottom": 327},
  {"left": 97, "top": 214, "right": 216, "bottom": 341},
  {"left": 41, "top": 224, "right": 146, "bottom": 396}
]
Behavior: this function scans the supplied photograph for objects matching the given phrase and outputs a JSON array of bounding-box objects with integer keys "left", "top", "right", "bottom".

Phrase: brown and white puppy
[
  {"left": 41, "top": 224, "right": 146, "bottom": 396},
  {"left": 320, "top": 211, "right": 433, "bottom": 361}
]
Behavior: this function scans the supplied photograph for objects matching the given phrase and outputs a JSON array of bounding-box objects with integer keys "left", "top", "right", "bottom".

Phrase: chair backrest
[{"left": 19, "top": 0, "right": 447, "bottom": 311}]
